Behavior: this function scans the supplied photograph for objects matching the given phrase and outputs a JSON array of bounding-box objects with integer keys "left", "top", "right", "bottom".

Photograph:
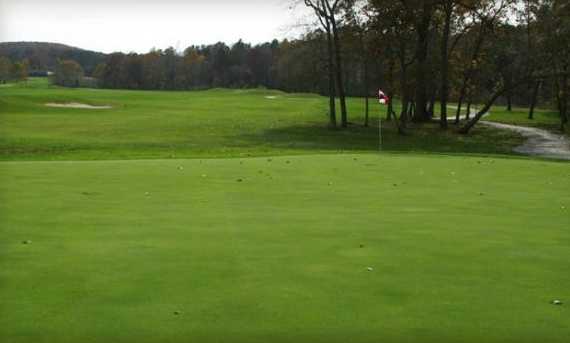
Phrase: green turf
[
  {"left": 1, "top": 79, "right": 569, "bottom": 342},
  {"left": 0, "top": 78, "right": 524, "bottom": 160},
  {"left": 1, "top": 154, "right": 569, "bottom": 343},
  {"left": 486, "top": 105, "right": 567, "bottom": 135}
]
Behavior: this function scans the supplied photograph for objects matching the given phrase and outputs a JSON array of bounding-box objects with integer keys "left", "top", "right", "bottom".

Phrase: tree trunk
[
  {"left": 364, "top": 50, "right": 370, "bottom": 127},
  {"left": 386, "top": 53, "right": 396, "bottom": 121},
  {"left": 365, "top": 96, "right": 370, "bottom": 127},
  {"left": 409, "top": 101, "right": 416, "bottom": 118},
  {"left": 459, "top": 89, "right": 506, "bottom": 134},
  {"left": 413, "top": 2, "right": 433, "bottom": 122},
  {"left": 506, "top": 91, "right": 512, "bottom": 111},
  {"left": 460, "top": 78, "right": 530, "bottom": 134},
  {"left": 560, "top": 72, "right": 569, "bottom": 131},
  {"left": 466, "top": 98, "right": 472, "bottom": 120},
  {"left": 397, "top": 47, "right": 410, "bottom": 134},
  {"left": 440, "top": 2, "right": 452, "bottom": 129},
  {"left": 330, "top": 16, "right": 348, "bottom": 127},
  {"left": 399, "top": 98, "right": 409, "bottom": 135},
  {"left": 528, "top": 80, "right": 541, "bottom": 120},
  {"left": 428, "top": 90, "right": 436, "bottom": 117},
  {"left": 325, "top": 27, "right": 337, "bottom": 128},
  {"left": 455, "top": 91, "right": 464, "bottom": 124},
  {"left": 456, "top": 23, "right": 487, "bottom": 124}
]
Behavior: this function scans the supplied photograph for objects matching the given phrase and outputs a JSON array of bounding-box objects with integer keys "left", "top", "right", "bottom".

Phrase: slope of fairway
[
  {"left": 0, "top": 78, "right": 523, "bottom": 160},
  {"left": 1, "top": 154, "right": 568, "bottom": 343}
]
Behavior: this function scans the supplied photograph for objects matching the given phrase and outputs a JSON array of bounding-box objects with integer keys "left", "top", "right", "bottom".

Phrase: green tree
[
  {"left": 0, "top": 56, "right": 12, "bottom": 83},
  {"left": 53, "top": 59, "right": 84, "bottom": 87},
  {"left": 11, "top": 60, "right": 29, "bottom": 81}
]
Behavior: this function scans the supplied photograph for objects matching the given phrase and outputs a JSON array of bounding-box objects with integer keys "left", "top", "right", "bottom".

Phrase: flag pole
[{"left": 378, "top": 105, "right": 382, "bottom": 152}]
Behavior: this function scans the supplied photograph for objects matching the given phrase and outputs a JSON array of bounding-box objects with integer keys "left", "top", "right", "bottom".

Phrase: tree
[
  {"left": 344, "top": 0, "right": 373, "bottom": 126},
  {"left": 304, "top": 0, "right": 338, "bottom": 127},
  {"left": 0, "top": 57, "right": 12, "bottom": 83},
  {"left": 53, "top": 59, "right": 83, "bottom": 87},
  {"left": 11, "top": 60, "right": 29, "bottom": 81},
  {"left": 454, "top": 0, "right": 513, "bottom": 124},
  {"left": 369, "top": 0, "right": 415, "bottom": 133},
  {"left": 537, "top": 0, "right": 570, "bottom": 130},
  {"left": 142, "top": 50, "right": 162, "bottom": 89},
  {"left": 436, "top": 0, "right": 471, "bottom": 128},
  {"left": 397, "top": 0, "right": 438, "bottom": 122},
  {"left": 304, "top": 0, "right": 350, "bottom": 128}
]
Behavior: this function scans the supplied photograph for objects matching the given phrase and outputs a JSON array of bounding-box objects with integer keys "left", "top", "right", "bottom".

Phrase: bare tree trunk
[
  {"left": 387, "top": 52, "right": 396, "bottom": 122},
  {"left": 304, "top": 0, "right": 337, "bottom": 127},
  {"left": 399, "top": 98, "right": 409, "bottom": 135},
  {"left": 365, "top": 95, "right": 370, "bottom": 127},
  {"left": 413, "top": 2, "right": 433, "bottom": 122},
  {"left": 428, "top": 90, "right": 436, "bottom": 117},
  {"left": 506, "top": 91, "right": 512, "bottom": 111},
  {"left": 460, "top": 77, "right": 531, "bottom": 134},
  {"left": 397, "top": 47, "right": 410, "bottom": 134},
  {"left": 459, "top": 90, "right": 506, "bottom": 134},
  {"left": 409, "top": 101, "right": 416, "bottom": 118},
  {"left": 325, "top": 27, "right": 337, "bottom": 128},
  {"left": 330, "top": 16, "right": 348, "bottom": 127},
  {"left": 455, "top": 23, "right": 487, "bottom": 124},
  {"left": 440, "top": 2, "right": 452, "bottom": 129},
  {"left": 560, "top": 72, "right": 569, "bottom": 131},
  {"left": 357, "top": 25, "right": 370, "bottom": 127},
  {"left": 466, "top": 97, "right": 472, "bottom": 120},
  {"left": 455, "top": 89, "right": 464, "bottom": 124},
  {"left": 528, "top": 80, "right": 541, "bottom": 120}
]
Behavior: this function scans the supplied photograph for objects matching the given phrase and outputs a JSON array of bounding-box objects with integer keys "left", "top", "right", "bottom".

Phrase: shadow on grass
[{"left": 237, "top": 120, "right": 526, "bottom": 157}]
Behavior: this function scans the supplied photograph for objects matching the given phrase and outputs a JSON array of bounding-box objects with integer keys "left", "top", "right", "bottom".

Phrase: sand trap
[
  {"left": 45, "top": 102, "right": 112, "bottom": 109},
  {"left": 265, "top": 96, "right": 278, "bottom": 99}
]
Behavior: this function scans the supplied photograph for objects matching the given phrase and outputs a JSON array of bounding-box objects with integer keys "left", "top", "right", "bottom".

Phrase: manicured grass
[
  {"left": 1, "top": 79, "right": 569, "bottom": 342},
  {"left": 0, "top": 78, "right": 523, "bottom": 160},
  {"left": 1, "top": 154, "right": 569, "bottom": 343}
]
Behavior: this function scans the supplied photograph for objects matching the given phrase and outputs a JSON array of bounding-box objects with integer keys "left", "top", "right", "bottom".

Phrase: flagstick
[{"left": 378, "top": 103, "right": 382, "bottom": 152}]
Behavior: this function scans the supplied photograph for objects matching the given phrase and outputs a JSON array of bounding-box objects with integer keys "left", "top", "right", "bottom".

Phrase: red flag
[{"left": 378, "top": 89, "right": 389, "bottom": 104}]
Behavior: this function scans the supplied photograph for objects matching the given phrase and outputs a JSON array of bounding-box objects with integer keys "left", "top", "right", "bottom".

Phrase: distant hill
[{"left": 0, "top": 42, "right": 106, "bottom": 75}]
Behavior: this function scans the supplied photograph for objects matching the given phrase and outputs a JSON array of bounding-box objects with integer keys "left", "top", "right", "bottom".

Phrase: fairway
[
  {"left": 1, "top": 154, "right": 569, "bottom": 343},
  {"left": 0, "top": 79, "right": 523, "bottom": 161}
]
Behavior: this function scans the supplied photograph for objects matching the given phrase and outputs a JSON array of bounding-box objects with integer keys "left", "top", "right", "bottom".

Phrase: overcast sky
[{"left": 0, "top": 0, "right": 310, "bottom": 53}]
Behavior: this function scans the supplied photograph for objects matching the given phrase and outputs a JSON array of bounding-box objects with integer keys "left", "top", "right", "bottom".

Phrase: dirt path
[
  {"left": 442, "top": 105, "right": 570, "bottom": 160},
  {"left": 481, "top": 121, "right": 570, "bottom": 160}
]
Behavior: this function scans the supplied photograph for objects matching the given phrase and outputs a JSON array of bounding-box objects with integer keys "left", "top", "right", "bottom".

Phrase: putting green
[{"left": 1, "top": 154, "right": 568, "bottom": 343}]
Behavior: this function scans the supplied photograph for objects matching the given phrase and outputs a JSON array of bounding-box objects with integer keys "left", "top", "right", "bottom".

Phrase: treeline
[
  {"left": 94, "top": 41, "right": 280, "bottom": 91},
  {"left": 82, "top": 39, "right": 383, "bottom": 96},
  {"left": 0, "top": 42, "right": 105, "bottom": 75},
  {"left": 50, "top": 0, "right": 570, "bottom": 132},
  {"left": 0, "top": 57, "right": 29, "bottom": 83},
  {"left": 299, "top": 0, "right": 569, "bottom": 132}
]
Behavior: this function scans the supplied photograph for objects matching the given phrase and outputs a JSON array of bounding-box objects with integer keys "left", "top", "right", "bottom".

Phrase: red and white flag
[{"left": 378, "top": 89, "right": 389, "bottom": 104}]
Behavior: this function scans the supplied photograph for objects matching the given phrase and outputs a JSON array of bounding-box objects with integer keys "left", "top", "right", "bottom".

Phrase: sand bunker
[
  {"left": 45, "top": 102, "right": 112, "bottom": 109},
  {"left": 265, "top": 96, "right": 278, "bottom": 99}
]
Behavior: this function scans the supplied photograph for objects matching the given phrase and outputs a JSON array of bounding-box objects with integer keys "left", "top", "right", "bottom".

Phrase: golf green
[{"left": 1, "top": 154, "right": 568, "bottom": 343}]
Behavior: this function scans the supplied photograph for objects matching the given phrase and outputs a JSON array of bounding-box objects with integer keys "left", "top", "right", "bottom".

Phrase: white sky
[{"left": 0, "top": 0, "right": 311, "bottom": 53}]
